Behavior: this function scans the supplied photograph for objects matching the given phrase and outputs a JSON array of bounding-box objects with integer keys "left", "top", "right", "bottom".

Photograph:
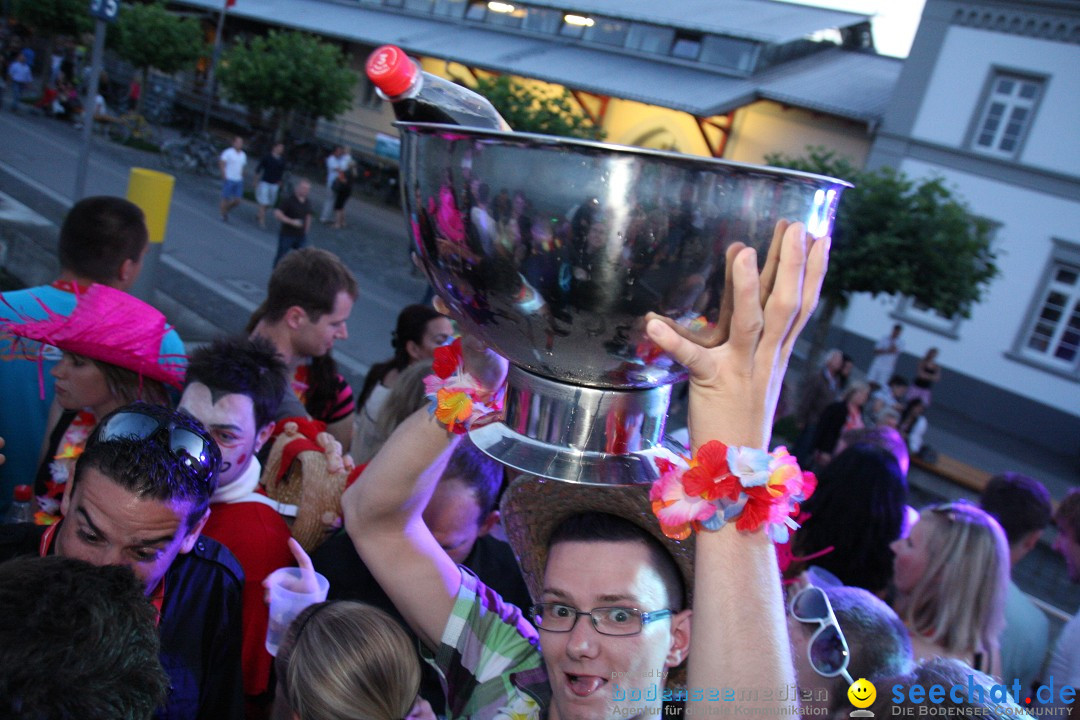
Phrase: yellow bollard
[
  {"left": 125, "top": 168, "right": 175, "bottom": 302},
  {"left": 126, "top": 168, "right": 175, "bottom": 244}
]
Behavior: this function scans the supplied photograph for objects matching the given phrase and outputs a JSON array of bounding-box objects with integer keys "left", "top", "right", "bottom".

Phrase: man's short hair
[
  {"left": 0, "top": 556, "right": 169, "bottom": 720},
  {"left": 441, "top": 437, "right": 505, "bottom": 520},
  {"left": 888, "top": 374, "right": 909, "bottom": 388},
  {"left": 1055, "top": 488, "right": 1080, "bottom": 541},
  {"left": 255, "top": 248, "right": 358, "bottom": 324},
  {"left": 74, "top": 406, "right": 219, "bottom": 528},
  {"left": 980, "top": 473, "right": 1053, "bottom": 546},
  {"left": 548, "top": 511, "right": 686, "bottom": 612},
  {"left": 184, "top": 335, "right": 288, "bottom": 430},
  {"left": 825, "top": 586, "right": 913, "bottom": 683},
  {"left": 58, "top": 196, "right": 149, "bottom": 283}
]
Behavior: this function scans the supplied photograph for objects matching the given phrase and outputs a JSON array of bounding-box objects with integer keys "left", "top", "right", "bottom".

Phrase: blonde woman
[
  {"left": 274, "top": 601, "right": 426, "bottom": 720},
  {"left": 891, "top": 502, "right": 1010, "bottom": 678}
]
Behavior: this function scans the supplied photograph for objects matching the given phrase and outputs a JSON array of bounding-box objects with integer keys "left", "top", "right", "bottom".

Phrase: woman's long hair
[
  {"left": 279, "top": 601, "right": 420, "bottom": 720},
  {"left": 895, "top": 503, "right": 1009, "bottom": 660},
  {"left": 790, "top": 442, "right": 908, "bottom": 594}
]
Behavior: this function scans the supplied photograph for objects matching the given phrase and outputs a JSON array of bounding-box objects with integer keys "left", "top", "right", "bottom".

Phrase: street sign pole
[{"left": 75, "top": 0, "right": 119, "bottom": 200}]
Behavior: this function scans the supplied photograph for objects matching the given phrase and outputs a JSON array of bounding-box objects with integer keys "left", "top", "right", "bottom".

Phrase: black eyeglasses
[
  {"left": 789, "top": 586, "right": 854, "bottom": 685},
  {"left": 529, "top": 602, "right": 672, "bottom": 637},
  {"left": 89, "top": 405, "right": 221, "bottom": 484}
]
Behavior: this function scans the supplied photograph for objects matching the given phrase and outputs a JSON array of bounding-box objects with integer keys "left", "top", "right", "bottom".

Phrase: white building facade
[{"left": 843, "top": 0, "right": 1080, "bottom": 452}]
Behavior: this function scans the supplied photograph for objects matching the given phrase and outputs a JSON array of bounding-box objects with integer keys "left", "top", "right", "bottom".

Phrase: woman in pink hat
[{"left": 2, "top": 285, "right": 185, "bottom": 521}]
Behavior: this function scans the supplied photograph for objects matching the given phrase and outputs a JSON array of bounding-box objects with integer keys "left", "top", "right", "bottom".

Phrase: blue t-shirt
[{"left": 0, "top": 284, "right": 186, "bottom": 515}]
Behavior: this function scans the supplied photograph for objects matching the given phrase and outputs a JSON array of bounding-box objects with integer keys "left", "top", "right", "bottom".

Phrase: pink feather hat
[{"left": 1, "top": 284, "right": 186, "bottom": 388}]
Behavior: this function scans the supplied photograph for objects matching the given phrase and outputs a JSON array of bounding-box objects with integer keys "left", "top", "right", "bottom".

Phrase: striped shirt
[{"left": 426, "top": 567, "right": 550, "bottom": 719}]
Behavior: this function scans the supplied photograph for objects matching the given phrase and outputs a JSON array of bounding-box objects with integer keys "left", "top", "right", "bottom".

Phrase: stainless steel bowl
[
  {"left": 400, "top": 122, "right": 849, "bottom": 390},
  {"left": 399, "top": 123, "right": 850, "bottom": 483}
]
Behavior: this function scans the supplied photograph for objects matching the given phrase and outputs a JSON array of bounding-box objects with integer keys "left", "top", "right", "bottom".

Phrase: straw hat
[
  {"left": 501, "top": 475, "right": 695, "bottom": 685},
  {"left": 261, "top": 422, "right": 348, "bottom": 552},
  {"left": 1, "top": 284, "right": 185, "bottom": 388}
]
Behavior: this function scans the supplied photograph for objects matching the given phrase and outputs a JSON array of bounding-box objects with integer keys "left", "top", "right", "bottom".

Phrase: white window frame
[
  {"left": 1012, "top": 239, "right": 1080, "bottom": 379},
  {"left": 968, "top": 69, "right": 1046, "bottom": 160},
  {"left": 892, "top": 298, "right": 962, "bottom": 338}
]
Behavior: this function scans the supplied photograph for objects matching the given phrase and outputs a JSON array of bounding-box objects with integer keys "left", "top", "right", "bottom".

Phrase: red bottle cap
[
  {"left": 366, "top": 45, "right": 417, "bottom": 97},
  {"left": 13, "top": 485, "right": 32, "bottom": 502}
]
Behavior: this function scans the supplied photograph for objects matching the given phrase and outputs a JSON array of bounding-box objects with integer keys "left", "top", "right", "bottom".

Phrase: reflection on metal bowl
[{"left": 399, "top": 122, "right": 851, "bottom": 482}]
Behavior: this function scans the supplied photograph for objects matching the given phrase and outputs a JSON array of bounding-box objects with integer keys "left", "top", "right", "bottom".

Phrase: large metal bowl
[{"left": 401, "top": 123, "right": 849, "bottom": 390}]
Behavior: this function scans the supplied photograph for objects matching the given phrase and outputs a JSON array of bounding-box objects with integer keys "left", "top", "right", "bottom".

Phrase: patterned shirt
[{"left": 426, "top": 567, "right": 549, "bottom": 719}]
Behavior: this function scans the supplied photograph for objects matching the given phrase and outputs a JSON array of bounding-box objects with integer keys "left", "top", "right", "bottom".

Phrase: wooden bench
[{"left": 911, "top": 453, "right": 993, "bottom": 495}]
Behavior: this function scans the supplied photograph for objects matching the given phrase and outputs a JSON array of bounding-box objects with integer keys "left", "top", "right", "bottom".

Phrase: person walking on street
[
  {"left": 320, "top": 146, "right": 350, "bottom": 223},
  {"left": 332, "top": 151, "right": 356, "bottom": 230},
  {"left": 867, "top": 323, "right": 905, "bottom": 389},
  {"left": 254, "top": 142, "right": 286, "bottom": 228},
  {"left": 7, "top": 53, "right": 32, "bottom": 112},
  {"left": 219, "top": 136, "right": 247, "bottom": 223},
  {"left": 274, "top": 179, "right": 312, "bottom": 267}
]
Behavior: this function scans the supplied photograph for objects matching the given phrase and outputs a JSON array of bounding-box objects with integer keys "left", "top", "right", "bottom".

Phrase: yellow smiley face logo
[{"left": 848, "top": 678, "right": 876, "bottom": 708}]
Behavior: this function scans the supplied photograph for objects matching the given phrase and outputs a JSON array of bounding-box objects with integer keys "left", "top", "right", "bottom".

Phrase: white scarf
[{"left": 211, "top": 457, "right": 263, "bottom": 505}]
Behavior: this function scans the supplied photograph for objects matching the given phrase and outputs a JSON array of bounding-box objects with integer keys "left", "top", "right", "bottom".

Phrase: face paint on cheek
[
  {"left": 236, "top": 454, "right": 247, "bottom": 468},
  {"left": 220, "top": 461, "right": 232, "bottom": 474}
]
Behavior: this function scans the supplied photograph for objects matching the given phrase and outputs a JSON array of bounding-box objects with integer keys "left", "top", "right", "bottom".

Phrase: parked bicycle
[{"left": 160, "top": 133, "right": 222, "bottom": 176}]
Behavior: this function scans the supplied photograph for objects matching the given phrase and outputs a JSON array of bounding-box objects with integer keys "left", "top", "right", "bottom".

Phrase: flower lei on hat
[
  {"left": 650, "top": 441, "right": 816, "bottom": 543},
  {"left": 423, "top": 337, "right": 504, "bottom": 434}
]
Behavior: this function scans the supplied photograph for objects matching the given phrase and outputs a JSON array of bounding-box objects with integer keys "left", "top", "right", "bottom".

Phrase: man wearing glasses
[
  {"left": 787, "top": 584, "right": 913, "bottom": 714},
  {"left": 0, "top": 403, "right": 245, "bottom": 720}
]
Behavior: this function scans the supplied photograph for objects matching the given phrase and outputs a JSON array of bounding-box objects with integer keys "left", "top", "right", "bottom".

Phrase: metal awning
[{"left": 173, "top": 0, "right": 898, "bottom": 122}]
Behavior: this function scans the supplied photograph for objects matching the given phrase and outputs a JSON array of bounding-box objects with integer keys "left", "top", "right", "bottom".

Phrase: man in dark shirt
[
  {"left": 273, "top": 178, "right": 312, "bottom": 267},
  {"left": 313, "top": 438, "right": 531, "bottom": 714},
  {"left": 0, "top": 403, "right": 244, "bottom": 720},
  {"left": 255, "top": 142, "right": 286, "bottom": 228}
]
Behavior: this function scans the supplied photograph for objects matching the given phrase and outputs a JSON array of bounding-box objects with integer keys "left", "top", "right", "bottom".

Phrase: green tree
[
  {"left": 473, "top": 75, "right": 603, "bottom": 140},
  {"left": 13, "top": 0, "right": 93, "bottom": 95},
  {"left": 766, "top": 147, "right": 998, "bottom": 368},
  {"left": 217, "top": 30, "right": 357, "bottom": 139},
  {"left": 112, "top": 2, "right": 203, "bottom": 115},
  {"left": 14, "top": 0, "right": 92, "bottom": 40}
]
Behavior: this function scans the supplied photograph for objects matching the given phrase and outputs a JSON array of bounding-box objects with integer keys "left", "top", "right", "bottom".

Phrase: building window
[
  {"left": 699, "top": 35, "right": 758, "bottom": 74},
  {"left": 431, "top": 0, "right": 467, "bottom": 17},
  {"left": 464, "top": 0, "right": 486, "bottom": 21},
  {"left": 484, "top": 2, "right": 525, "bottom": 28},
  {"left": 893, "top": 298, "right": 962, "bottom": 337},
  {"left": 1017, "top": 241, "right": 1080, "bottom": 376},
  {"left": 971, "top": 72, "right": 1044, "bottom": 159},
  {"left": 402, "top": 0, "right": 433, "bottom": 10},
  {"left": 625, "top": 24, "right": 673, "bottom": 54},
  {"left": 583, "top": 16, "right": 629, "bottom": 47},
  {"left": 521, "top": 6, "right": 561, "bottom": 33},
  {"left": 671, "top": 32, "right": 702, "bottom": 60}
]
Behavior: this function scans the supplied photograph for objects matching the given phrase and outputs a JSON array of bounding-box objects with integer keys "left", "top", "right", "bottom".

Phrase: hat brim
[{"left": 501, "top": 475, "right": 695, "bottom": 686}]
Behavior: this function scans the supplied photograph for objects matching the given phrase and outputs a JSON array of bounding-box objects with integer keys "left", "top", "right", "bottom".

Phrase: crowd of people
[
  {"left": 792, "top": 324, "right": 938, "bottom": 472},
  {"left": 0, "top": 196, "right": 1076, "bottom": 720}
]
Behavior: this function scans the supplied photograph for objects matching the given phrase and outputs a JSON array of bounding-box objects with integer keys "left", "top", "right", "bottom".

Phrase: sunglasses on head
[
  {"left": 89, "top": 405, "right": 221, "bottom": 484},
  {"left": 789, "top": 586, "right": 854, "bottom": 686}
]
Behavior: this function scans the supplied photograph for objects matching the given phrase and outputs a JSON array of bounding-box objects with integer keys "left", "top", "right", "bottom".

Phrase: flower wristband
[
  {"left": 650, "top": 441, "right": 816, "bottom": 542},
  {"left": 423, "top": 337, "right": 504, "bottom": 435}
]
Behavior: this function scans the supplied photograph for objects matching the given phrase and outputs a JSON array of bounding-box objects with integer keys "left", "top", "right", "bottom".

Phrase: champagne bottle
[{"left": 365, "top": 45, "right": 511, "bottom": 131}]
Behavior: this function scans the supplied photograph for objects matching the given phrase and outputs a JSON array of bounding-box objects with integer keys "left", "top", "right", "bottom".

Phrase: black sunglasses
[
  {"left": 789, "top": 586, "right": 854, "bottom": 686},
  {"left": 89, "top": 405, "right": 221, "bottom": 484}
]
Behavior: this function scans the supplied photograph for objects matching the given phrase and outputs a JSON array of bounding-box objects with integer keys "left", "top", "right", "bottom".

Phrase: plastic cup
[{"left": 264, "top": 566, "right": 330, "bottom": 657}]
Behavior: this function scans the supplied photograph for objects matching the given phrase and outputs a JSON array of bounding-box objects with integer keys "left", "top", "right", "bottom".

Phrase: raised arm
[
  {"left": 341, "top": 338, "right": 507, "bottom": 650},
  {"left": 646, "top": 222, "right": 829, "bottom": 715}
]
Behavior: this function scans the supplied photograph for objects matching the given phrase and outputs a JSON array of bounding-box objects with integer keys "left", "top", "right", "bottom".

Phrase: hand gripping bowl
[{"left": 400, "top": 123, "right": 850, "bottom": 484}]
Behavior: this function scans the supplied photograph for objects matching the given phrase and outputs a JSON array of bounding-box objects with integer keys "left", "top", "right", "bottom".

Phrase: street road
[{"left": 0, "top": 110, "right": 428, "bottom": 384}]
